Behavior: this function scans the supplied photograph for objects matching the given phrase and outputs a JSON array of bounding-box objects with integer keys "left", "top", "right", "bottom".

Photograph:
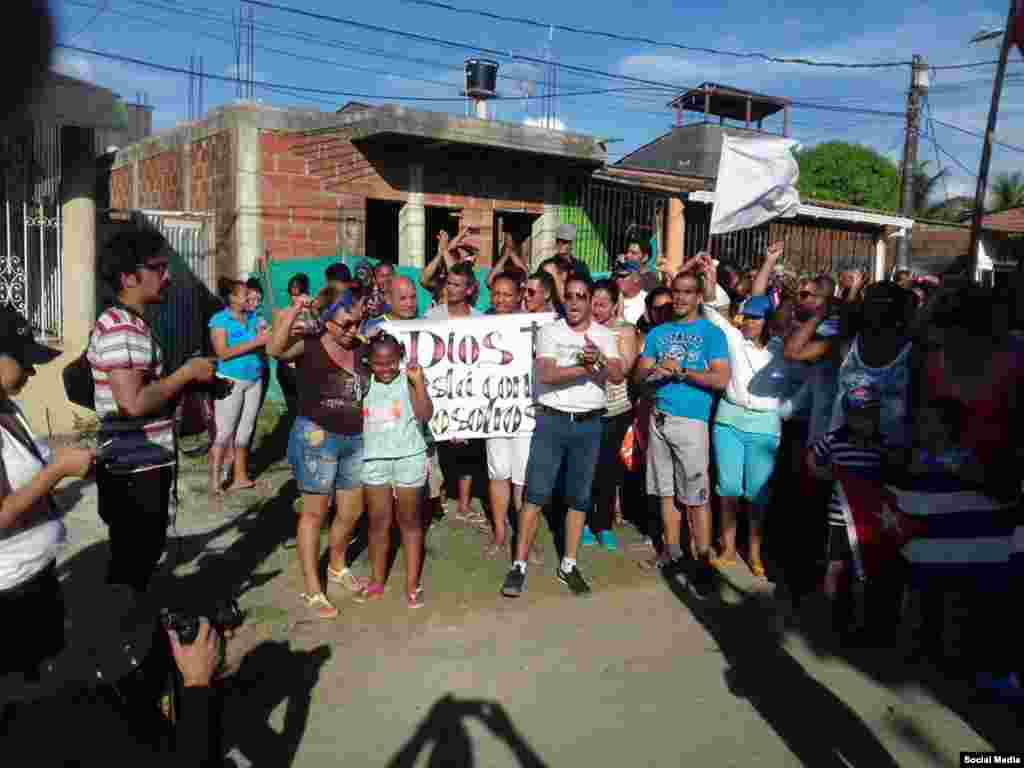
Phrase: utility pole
[
  {"left": 897, "top": 54, "right": 928, "bottom": 270},
  {"left": 968, "top": 0, "right": 1018, "bottom": 281}
]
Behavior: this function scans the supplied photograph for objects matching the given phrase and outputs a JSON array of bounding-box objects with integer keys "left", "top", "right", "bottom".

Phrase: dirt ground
[{"left": 51, "top": 405, "right": 1018, "bottom": 767}]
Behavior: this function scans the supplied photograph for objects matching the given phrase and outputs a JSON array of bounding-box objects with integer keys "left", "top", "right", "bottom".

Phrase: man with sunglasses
[
  {"left": 501, "top": 275, "right": 623, "bottom": 598},
  {"left": 89, "top": 220, "right": 217, "bottom": 594}
]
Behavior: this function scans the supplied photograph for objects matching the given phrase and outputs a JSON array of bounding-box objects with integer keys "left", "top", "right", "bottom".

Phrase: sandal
[
  {"left": 746, "top": 558, "right": 768, "bottom": 580},
  {"left": 354, "top": 582, "right": 386, "bottom": 603},
  {"left": 710, "top": 554, "right": 738, "bottom": 570},
  {"left": 327, "top": 565, "right": 368, "bottom": 593},
  {"left": 299, "top": 592, "right": 338, "bottom": 619},
  {"left": 483, "top": 541, "right": 506, "bottom": 559},
  {"left": 407, "top": 586, "right": 425, "bottom": 609}
]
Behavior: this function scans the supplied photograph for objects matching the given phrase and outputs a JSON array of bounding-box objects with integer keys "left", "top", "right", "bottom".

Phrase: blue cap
[
  {"left": 614, "top": 260, "right": 642, "bottom": 276},
  {"left": 740, "top": 295, "right": 773, "bottom": 319},
  {"left": 323, "top": 289, "right": 356, "bottom": 322}
]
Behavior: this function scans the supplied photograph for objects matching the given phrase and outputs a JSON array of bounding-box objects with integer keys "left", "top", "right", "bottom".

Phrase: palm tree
[{"left": 988, "top": 171, "right": 1024, "bottom": 212}]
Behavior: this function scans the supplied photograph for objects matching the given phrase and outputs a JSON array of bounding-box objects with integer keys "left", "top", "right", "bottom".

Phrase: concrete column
[
  {"left": 874, "top": 234, "right": 887, "bottom": 282},
  {"left": 235, "top": 120, "right": 262, "bottom": 277},
  {"left": 399, "top": 163, "right": 425, "bottom": 267},
  {"left": 530, "top": 174, "right": 559, "bottom": 269},
  {"left": 26, "top": 126, "right": 97, "bottom": 434},
  {"left": 663, "top": 196, "right": 685, "bottom": 275}
]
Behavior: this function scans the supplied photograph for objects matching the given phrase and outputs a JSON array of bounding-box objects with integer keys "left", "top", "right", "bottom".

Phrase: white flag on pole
[{"left": 709, "top": 134, "right": 801, "bottom": 235}]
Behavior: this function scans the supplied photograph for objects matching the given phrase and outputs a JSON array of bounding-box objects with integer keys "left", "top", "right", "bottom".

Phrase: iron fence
[
  {"left": 684, "top": 202, "right": 877, "bottom": 276},
  {"left": 1, "top": 122, "right": 64, "bottom": 340},
  {"left": 560, "top": 179, "right": 668, "bottom": 273}
]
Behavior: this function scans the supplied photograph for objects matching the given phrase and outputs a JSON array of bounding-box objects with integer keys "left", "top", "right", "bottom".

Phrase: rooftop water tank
[{"left": 465, "top": 58, "right": 498, "bottom": 99}]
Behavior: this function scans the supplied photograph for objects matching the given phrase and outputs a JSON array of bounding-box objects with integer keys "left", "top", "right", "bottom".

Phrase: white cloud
[
  {"left": 53, "top": 53, "right": 95, "bottom": 82},
  {"left": 524, "top": 116, "right": 566, "bottom": 131}
]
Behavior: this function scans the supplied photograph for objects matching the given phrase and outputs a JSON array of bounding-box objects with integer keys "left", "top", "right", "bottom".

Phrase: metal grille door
[{"left": 141, "top": 211, "right": 216, "bottom": 373}]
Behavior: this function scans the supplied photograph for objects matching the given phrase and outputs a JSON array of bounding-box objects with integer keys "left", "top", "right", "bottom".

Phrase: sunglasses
[{"left": 142, "top": 261, "right": 170, "bottom": 275}]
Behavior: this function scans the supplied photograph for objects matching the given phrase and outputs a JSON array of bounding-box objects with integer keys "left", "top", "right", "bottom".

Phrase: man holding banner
[{"left": 501, "top": 275, "right": 624, "bottom": 598}]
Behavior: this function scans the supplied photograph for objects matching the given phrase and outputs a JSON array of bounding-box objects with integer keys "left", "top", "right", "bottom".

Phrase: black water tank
[{"left": 465, "top": 58, "right": 498, "bottom": 98}]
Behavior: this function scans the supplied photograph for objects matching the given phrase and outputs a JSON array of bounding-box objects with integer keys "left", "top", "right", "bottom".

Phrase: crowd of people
[{"left": 3, "top": 214, "right": 1023, "bottom": 742}]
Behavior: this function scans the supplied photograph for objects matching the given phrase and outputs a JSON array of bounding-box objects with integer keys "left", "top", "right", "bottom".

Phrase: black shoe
[
  {"left": 689, "top": 561, "right": 716, "bottom": 601},
  {"left": 557, "top": 565, "right": 592, "bottom": 596},
  {"left": 501, "top": 566, "right": 526, "bottom": 597}
]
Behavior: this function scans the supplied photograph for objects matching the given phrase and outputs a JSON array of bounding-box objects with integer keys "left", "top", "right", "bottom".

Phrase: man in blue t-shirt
[{"left": 634, "top": 271, "right": 730, "bottom": 599}]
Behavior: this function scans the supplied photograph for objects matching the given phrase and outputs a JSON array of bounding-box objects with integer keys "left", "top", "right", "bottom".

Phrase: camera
[
  {"left": 189, "top": 376, "right": 235, "bottom": 401},
  {"left": 160, "top": 597, "right": 244, "bottom": 673}
]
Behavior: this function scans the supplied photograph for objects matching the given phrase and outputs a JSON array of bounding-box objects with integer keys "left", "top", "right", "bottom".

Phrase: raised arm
[
  {"left": 752, "top": 241, "right": 784, "bottom": 297},
  {"left": 267, "top": 301, "right": 306, "bottom": 361},
  {"left": 784, "top": 305, "right": 834, "bottom": 363}
]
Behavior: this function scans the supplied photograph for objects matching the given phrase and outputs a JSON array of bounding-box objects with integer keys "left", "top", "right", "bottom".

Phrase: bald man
[{"left": 363, "top": 275, "right": 419, "bottom": 336}]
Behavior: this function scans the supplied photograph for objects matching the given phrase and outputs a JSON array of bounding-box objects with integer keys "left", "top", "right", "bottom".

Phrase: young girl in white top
[{"left": 359, "top": 333, "right": 434, "bottom": 608}]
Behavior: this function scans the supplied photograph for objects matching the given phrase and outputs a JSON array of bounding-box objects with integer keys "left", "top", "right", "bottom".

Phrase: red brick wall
[
  {"left": 189, "top": 132, "right": 235, "bottom": 278},
  {"left": 138, "top": 151, "right": 180, "bottom": 210},
  {"left": 110, "top": 167, "right": 132, "bottom": 210},
  {"left": 260, "top": 131, "right": 374, "bottom": 261}
]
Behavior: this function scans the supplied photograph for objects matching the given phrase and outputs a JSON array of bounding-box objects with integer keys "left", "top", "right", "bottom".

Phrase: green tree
[
  {"left": 796, "top": 141, "right": 900, "bottom": 211},
  {"left": 989, "top": 170, "right": 1024, "bottom": 211}
]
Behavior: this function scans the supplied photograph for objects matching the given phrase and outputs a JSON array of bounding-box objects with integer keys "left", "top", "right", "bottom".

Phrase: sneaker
[
  {"left": 557, "top": 565, "right": 592, "bottom": 596},
  {"left": 598, "top": 530, "right": 618, "bottom": 552},
  {"left": 501, "top": 566, "right": 526, "bottom": 597},
  {"left": 581, "top": 526, "right": 597, "bottom": 547},
  {"left": 689, "top": 561, "right": 716, "bottom": 601}
]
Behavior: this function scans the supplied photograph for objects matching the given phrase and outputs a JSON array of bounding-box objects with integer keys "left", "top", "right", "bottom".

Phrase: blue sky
[{"left": 52, "top": 0, "right": 1024, "bottom": 205}]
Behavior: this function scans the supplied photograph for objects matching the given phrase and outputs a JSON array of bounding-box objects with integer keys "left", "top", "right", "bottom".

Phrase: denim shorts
[
  {"left": 363, "top": 452, "right": 428, "bottom": 488},
  {"left": 712, "top": 423, "right": 781, "bottom": 507},
  {"left": 523, "top": 408, "right": 603, "bottom": 513},
  {"left": 287, "top": 416, "right": 363, "bottom": 495}
]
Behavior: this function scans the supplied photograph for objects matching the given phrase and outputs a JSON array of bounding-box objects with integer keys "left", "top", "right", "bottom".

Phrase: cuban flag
[
  {"left": 832, "top": 467, "right": 926, "bottom": 582},
  {"left": 887, "top": 473, "right": 1022, "bottom": 590}
]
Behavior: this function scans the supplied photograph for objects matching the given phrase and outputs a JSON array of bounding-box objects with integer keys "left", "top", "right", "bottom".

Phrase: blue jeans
[
  {"left": 287, "top": 416, "right": 363, "bottom": 494},
  {"left": 712, "top": 423, "right": 781, "bottom": 507},
  {"left": 523, "top": 409, "right": 603, "bottom": 513}
]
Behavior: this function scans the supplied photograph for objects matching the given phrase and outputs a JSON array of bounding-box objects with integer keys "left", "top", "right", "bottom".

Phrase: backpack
[{"left": 63, "top": 346, "right": 96, "bottom": 410}]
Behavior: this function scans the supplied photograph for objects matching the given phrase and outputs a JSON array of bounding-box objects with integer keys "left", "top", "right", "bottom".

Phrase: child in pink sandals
[{"left": 358, "top": 333, "right": 434, "bottom": 608}]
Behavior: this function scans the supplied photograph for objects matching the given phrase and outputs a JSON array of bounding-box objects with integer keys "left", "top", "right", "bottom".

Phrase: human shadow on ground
[
  {"left": 220, "top": 641, "right": 332, "bottom": 768},
  {"left": 248, "top": 406, "right": 296, "bottom": 480},
  {"left": 387, "top": 693, "right": 549, "bottom": 768},
  {"left": 661, "top": 572, "right": 905, "bottom": 768}
]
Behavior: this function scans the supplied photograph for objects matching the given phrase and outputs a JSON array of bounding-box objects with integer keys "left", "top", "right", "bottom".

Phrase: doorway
[
  {"left": 366, "top": 199, "right": 401, "bottom": 264},
  {"left": 425, "top": 205, "right": 463, "bottom": 262},
  {"left": 494, "top": 211, "right": 540, "bottom": 268}
]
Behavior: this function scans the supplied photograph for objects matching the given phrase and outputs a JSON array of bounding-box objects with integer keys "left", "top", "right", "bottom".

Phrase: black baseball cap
[{"left": 0, "top": 304, "right": 61, "bottom": 367}]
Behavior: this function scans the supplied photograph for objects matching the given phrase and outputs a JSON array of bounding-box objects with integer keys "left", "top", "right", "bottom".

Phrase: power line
[
  {"left": 55, "top": 44, "right": 680, "bottom": 103},
  {"left": 929, "top": 116, "right": 1024, "bottom": 154},
  {"left": 398, "top": 0, "right": 913, "bottom": 69},
  {"left": 240, "top": 0, "right": 921, "bottom": 121},
  {"left": 66, "top": 0, "right": 110, "bottom": 40},
  {"left": 62, "top": 0, "right": 469, "bottom": 92},
  {"left": 112, "top": 0, "right": 558, "bottom": 90}
]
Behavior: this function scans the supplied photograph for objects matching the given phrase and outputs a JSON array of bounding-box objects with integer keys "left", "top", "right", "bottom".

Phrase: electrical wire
[
  {"left": 396, "top": 0, "right": 913, "bottom": 68},
  {"left": 55, "top": 44, "right": 680, "bottom": 103},
  {"left": 66, "top": 0, "right": 110, "bottom": 40},
  {"left": 929, "top": 116, "right": 1024, "bottom": 155}
]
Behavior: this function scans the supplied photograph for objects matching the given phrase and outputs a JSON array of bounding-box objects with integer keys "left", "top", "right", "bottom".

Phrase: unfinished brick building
[{"left": 109, "top": 102, "right": 609, "bottom": 280}]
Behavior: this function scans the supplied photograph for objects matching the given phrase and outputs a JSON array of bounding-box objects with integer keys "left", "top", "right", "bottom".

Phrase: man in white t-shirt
[
  {"left": 500, "top": 275, "right": 624, "bottom": 598},
  {"left": 614, "top": 261, "right": 648, "bottom": 325}
]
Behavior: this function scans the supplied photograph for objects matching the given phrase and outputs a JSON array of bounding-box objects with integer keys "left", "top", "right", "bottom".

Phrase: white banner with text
[{"left": 381, "top": 313, "right": 556, "bottom": 441}]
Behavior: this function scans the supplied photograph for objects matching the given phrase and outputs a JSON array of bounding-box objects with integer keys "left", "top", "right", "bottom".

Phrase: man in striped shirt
[{"left": 88, "top": 221, "right": 216, "bottom": 593}]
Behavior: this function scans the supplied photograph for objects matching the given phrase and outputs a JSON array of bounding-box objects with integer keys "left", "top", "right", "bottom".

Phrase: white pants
[
  {"left": 213, "top": 378, "right": 263, "bottom": 448},
  {"left": 485, "top": 435, "right": 532, "bottom": 487}
]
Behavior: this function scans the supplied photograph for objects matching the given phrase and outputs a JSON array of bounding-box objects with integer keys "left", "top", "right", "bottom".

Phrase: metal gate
[
  {"left": 140, "top": 211, "right": 216, "bottom": 373},
  {"left": 1, "top": 123, "right": 63, "bottom": 340},
  {"left": 684, "top": 202, "right": 877, "bottom": 275},
  {"left": 560, "top": 179, "right": 668, "bottom": 273}
]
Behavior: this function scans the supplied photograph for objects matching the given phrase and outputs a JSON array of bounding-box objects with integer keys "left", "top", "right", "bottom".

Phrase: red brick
[
  {"left": 275, "top": 154, "right": 307, "bottom": 175},
  {"left": 307, "top": 223, "right": 339, "bottom": 244},
  {"left": 260, "top": 132, "right": 294, "bottom": 155}
]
